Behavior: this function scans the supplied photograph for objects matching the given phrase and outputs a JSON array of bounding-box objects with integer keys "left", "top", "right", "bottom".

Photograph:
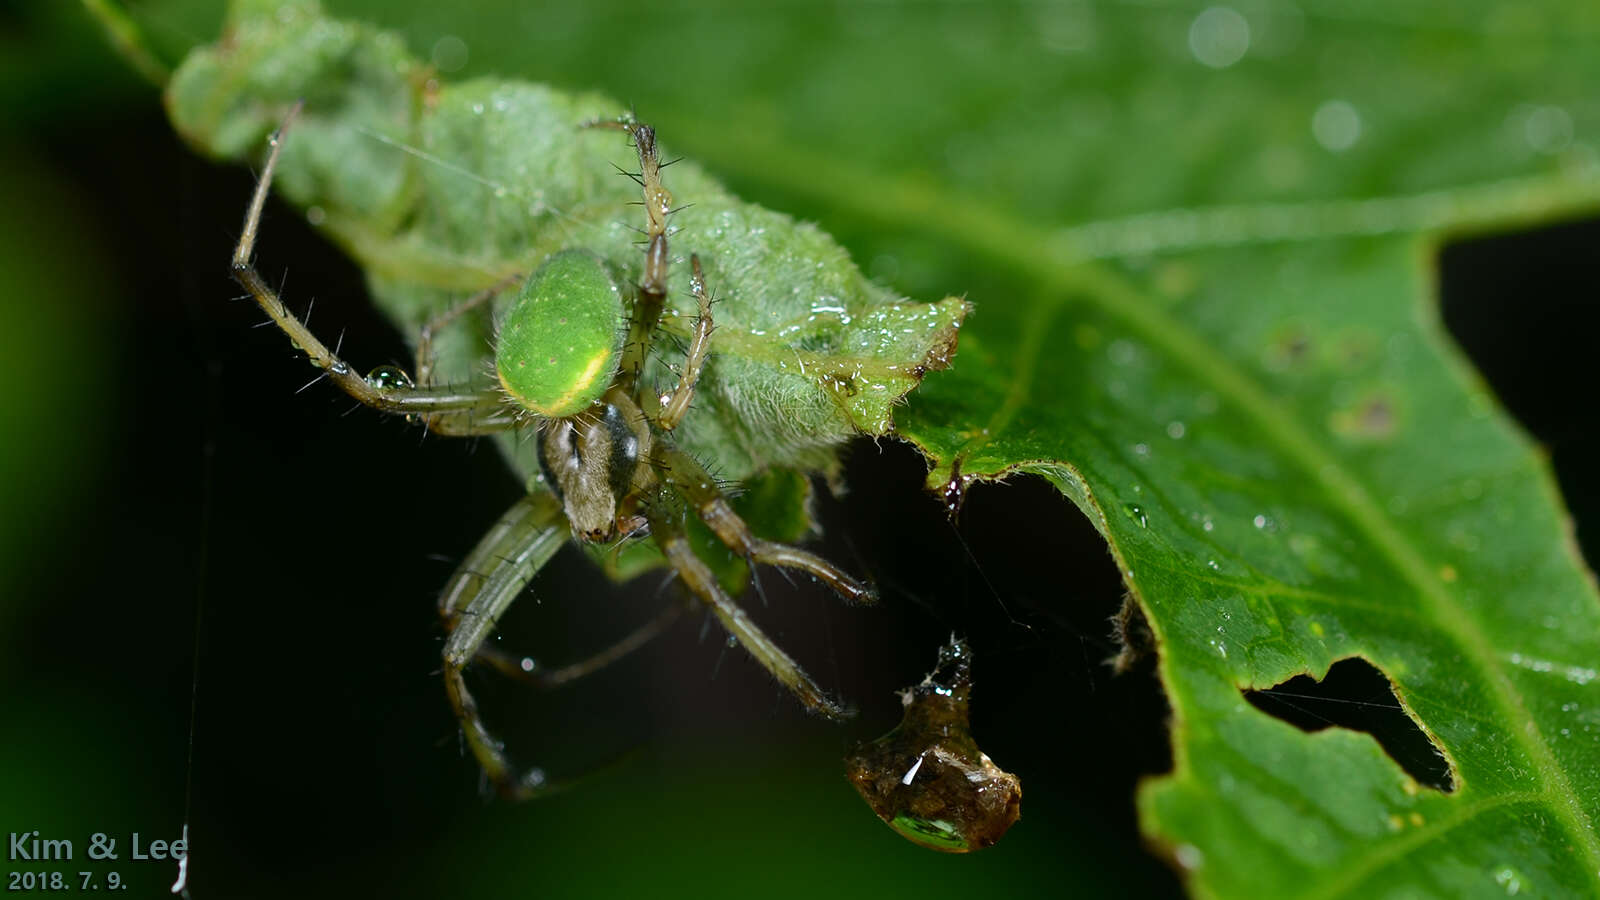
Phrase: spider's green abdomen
[{"left": 496, "top": 251, "right": 625, "bottom": 418}]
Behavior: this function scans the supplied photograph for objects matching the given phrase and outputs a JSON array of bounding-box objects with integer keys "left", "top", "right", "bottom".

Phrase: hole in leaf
[
  {"left": 1244, "top": 657, "right": 1455, "bottom": 792},
  {"left": 820, "top": 441, "right": 1180, "bottom": 894}
]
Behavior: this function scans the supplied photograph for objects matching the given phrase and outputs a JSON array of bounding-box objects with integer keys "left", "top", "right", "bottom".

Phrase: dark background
[{"left": 3, "top": 3, "right": 1597, "bottom": 898}]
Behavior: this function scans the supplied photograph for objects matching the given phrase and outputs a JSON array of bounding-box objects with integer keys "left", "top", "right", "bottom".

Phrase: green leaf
[
  {"left": 106, "top": 0, "right": 1600, "bottom": 894},
  {"left": 164, "top": 0, "right": 967, "bottom": 486}
]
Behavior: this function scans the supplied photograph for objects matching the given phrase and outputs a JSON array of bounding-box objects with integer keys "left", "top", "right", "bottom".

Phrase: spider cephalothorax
[{"left": 229, "top": 107, "right": 960, "bottom": 797}]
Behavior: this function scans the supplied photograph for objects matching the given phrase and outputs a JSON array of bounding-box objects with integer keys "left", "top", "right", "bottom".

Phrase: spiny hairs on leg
[
  {"left": 413, "top": 272, "right": 525, "bottom": 435},
  {"left": 656, "top": 254, "right": 716, "bottom": 432},
  {"left": 649, "top": 504, "right": 854, "bottom": 721},
  {"left": 229, "top": 101, "right": 514, "bottom": 433},
  {"left": 660, "top": 446, "right": 878, "bottom": 606},
  {"left": 584, "top": 114, "right": 674, "bottom": 397}
]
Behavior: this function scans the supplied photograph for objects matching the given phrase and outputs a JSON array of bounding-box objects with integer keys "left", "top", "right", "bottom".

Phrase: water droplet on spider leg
[
  {"left": 366, "top": 365, "right": 415, "bottom": 391},
  {"left": 726, "top": 634, "right": 739, "bottom": 649}
]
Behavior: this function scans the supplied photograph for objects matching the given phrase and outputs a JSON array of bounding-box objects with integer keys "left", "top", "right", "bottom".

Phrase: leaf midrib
[{"left": 665, "top": 114, "right": 1600, "bottom": 888}]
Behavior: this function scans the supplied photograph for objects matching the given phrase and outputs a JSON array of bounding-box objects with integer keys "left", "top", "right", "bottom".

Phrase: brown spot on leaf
[
  {"left": 1264, "top": 323, "right": 1313, "bottom": 373},
  {"left": 1329, "top": 389, "right": 1401, "bottom": 441}
]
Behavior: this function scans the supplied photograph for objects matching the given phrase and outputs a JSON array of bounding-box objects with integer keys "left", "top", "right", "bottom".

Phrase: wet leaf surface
[{"left": 71, "top": 0, "right": 1600, "bottom": 895}]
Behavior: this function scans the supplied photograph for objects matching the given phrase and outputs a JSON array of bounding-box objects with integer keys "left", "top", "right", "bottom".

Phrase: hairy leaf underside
[
  {"left": 155, "top": 0, "right": 1600, "bottom": 895},
  {"left": 166, "top": 0, "right": 967, "bottom": 485}
]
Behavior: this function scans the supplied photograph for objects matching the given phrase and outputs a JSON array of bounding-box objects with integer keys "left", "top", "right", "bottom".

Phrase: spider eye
[{"left": 496, "top": 250, "right": 625, "bottom": 418}]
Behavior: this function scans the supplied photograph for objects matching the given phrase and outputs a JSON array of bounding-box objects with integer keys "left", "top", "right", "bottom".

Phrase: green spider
[{"left": 232, "top": 107, "right": 897, "bottom": 798}]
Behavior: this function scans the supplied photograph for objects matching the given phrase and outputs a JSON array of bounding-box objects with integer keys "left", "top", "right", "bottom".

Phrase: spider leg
[
  {"left": 591, "top": 118, "right": 672, "bottom": 394},
  {"left": 411, "top": 273, "right": 523, "bottom": 435},
  {"left": 438, "top": 493, "right": 569, "bottom": 799},
  {"left": 230, "top": 105, "right": 514, "bottom": 434},
  {"left": 655, "top": 254, "right": 715, "bottom": 431},
  {"left": 473, "top": 596, "right": 689, "bottom": 688},
  {"left": 650, "top": 503, "right": 853, "bottom": 721},
  {"left": 415, "top": 274, "right": 518, "bottom": 387},
  {"left": 438, "top": 493, "right": 683, "bottom": 679},
  {"left": 437, "top": 492, "right": 563, "bottom": 621},
  {"left": 660, "top": 447, "right": 877, "bottom": 605}
]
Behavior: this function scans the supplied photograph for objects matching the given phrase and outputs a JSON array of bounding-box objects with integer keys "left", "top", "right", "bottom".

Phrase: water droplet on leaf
[
  {"left": 845, "top": 637, "right": 1021, "bottom": 853},
  {"left": 1188, "top": 6, "right": 1251, "bottom": 69}
]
